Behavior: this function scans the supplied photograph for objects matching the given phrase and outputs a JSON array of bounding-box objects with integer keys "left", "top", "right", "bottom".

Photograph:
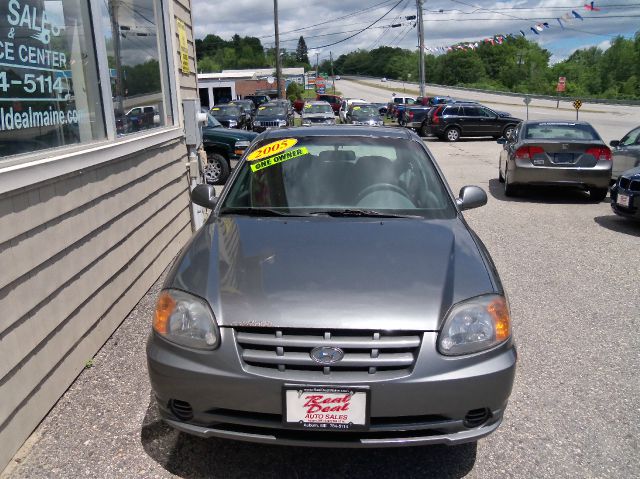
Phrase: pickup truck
[{"left": 402, "top": 97, "right": 454, "bottom": 135}]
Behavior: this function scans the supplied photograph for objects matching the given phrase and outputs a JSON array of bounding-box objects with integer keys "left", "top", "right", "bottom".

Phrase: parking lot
[{"left": 3, "top": 83, "right": 640, "bottom": 478}]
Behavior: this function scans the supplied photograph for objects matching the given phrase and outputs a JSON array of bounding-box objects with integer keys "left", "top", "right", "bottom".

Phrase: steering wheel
[{"left": 355, "top": 183, "right": 412, "bottom": 204}]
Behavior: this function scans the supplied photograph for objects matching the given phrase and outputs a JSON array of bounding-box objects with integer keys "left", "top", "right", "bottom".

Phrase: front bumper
[
  {"left": 147, "top": 328, "right": 517, "bottom": 447},
  {"left": 610, "top": 184, "right": 640, "bottom": 219},
  {"left": 509, "top": 158, "right": 611, "bottom": 189}
]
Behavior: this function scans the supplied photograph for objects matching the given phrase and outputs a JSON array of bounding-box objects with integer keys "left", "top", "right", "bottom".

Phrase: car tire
[
  {"left": 445, "top": 127, "right": 461, "bottom": 142},
  {"left": 420, "top": 123, "right": 430, "bottom": 137},
  {"left": 503, "top": 124, "right": 516, "bottom": 140},
  {"left": 590, "top": 187, "right": 608, "bottom": 202},
  {"left": 204, "top": 153, "right": 230, "bottom": 185},
  {"left": 504, "top": 169, "right": 517, "bottom": 197}
]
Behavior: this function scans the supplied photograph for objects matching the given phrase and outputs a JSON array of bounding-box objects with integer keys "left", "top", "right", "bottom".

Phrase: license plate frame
[
  {"left": 617, "top": 193, "right": 630, "bottom": 207},
  {"left": 283, "top": 385, "right": 370, "bottom": 431}
]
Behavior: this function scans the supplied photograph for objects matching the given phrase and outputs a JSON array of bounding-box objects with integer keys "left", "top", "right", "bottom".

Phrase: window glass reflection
[
  {"left": 0, "top": 0, "right": 105, "bottom": 159},
  {"left": 101, "top": 0, "right": 172, "bottom": 136}
]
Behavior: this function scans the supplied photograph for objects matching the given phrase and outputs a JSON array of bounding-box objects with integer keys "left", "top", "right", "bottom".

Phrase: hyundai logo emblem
[{"left": 310, "top": 346, "right": 344, "bottom": 364}]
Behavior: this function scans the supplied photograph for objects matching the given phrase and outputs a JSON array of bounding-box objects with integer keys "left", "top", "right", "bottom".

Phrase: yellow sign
[
  {"left": 573, "top": 99, "right": 582, "bottom": 110},
  {"left": 247, "top": 139, "right": 298, "bottom": 161},
  {"left": 177, "top": 19, "right": 190, "bottom": 74},
  {"left": 211, "top": 107, "right": 220, "bottom": 111},
  {"left": 251, "top": 147, "right": 309, "bottom": 172}
]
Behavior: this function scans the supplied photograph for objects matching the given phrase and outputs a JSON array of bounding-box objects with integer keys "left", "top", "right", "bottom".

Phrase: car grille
[
  {"left": 308, "top": 117, "right": 330, "bottom": 123},
  {"left": 619, "top": 176, "right": 640, "bottom": 192},
  {"left": 235, "top": 328, "right": 422, "bottom": 376},
  {"left": 257, "top": 120, "right": 281, "bottom": 127}
]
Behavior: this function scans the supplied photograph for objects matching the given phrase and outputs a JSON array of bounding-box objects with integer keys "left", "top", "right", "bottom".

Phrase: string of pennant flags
[{"left": 425, "top": 2, "right": 601, "bottom": 54}]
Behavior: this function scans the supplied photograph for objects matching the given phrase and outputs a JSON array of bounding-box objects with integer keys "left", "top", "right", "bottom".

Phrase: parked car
[
  {"left": 209, "top": 104, "right": 249, "bottom": 129},
  {"left": 147, "top": 125, "right": 516, "bottom": 448},
  {"left": 339, "top": 98, "right": 366, "bottom": 123},
  {"left": 201, "top": 111, "right": 257, "bottom": 184},
  {"left": 316, "top": 94, "right": 343, "bottom": 115},
  {"left": 498, "top": 120, "right": 611, "bottom": 200},
  {"left": 253, "top": 103, "right": 292, "bottom": 132},
  {"left": 345, "top": 103, "right": 383, "bottom": 126},
  {"left": 609, "top": 125, "right": 640, "bottom": 181},
  {"left": 244, "top": 94, "right": 271, "bottom": 108},
  {"left": 610, "top": 166, "right": 640, "bottom": 220},
  {"left": 386, "top": 96, "right": 416, "bottom": 120},
  {"left": 335, "top": 75, "right": 341, "bottom": 80},
  {"left": 301, "top": 101, "right": 336, "bottom": 126},
  {"left": 126, "top": 105, "right": 159, "bottom": 131},
  {"left": 270, "top": 99, "right": 294, "bottom": 116},
  {"left": 428, "top": 103, "right": 521, "bottom": 142}
]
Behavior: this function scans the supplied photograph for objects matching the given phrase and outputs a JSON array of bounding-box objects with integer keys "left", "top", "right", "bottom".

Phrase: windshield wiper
[
  {"left": 308, "top": 209, "right": 419, "bottom": 218},
  {"left": 218, "top": 207, "right": 310, "bottom": 217}
]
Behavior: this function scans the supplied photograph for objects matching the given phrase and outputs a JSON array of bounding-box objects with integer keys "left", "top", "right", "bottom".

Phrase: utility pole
[
  {"left": 274, "top": 0, "right": 283, "bottom": 99},
  {"left": 315, "top": 52, "right": 319, "bottom": 82},
  {"left": 108, "top": 0, "right": 125, "bottom": 114},
  {"left": 416, "top": 0, "right": 425, "bottom": 97},
  {"left": 330, "top": 51, "right": 335, "bottom": 94}
]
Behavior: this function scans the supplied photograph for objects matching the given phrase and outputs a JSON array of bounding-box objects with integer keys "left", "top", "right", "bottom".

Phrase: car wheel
[
  {"left": 589, "top": 187, "right": 608, "bottom": 202},
  {"left": 445, "top": 127, "right": 461, "bottom": 142},
  {"left": 503, "top": 125, "right": 516, "bottom": 140},
  {"left": 420, "top": 123, "right": 430, "bottom": 137},
  {"left": 504, "top": 169, "right": 517, "bottom": 197},
  {"left": 204, "top": 153, "right": 230, "bottom": 185}
]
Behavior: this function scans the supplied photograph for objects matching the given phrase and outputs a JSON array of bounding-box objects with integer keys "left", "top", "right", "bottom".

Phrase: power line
[{"left": 309, "top": 0, "right": 405, "bottom": 49}]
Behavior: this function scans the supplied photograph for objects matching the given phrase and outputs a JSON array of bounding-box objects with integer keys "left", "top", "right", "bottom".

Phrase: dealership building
[{"left": 0, "top": 0, "right": 199, "bottom": 469}]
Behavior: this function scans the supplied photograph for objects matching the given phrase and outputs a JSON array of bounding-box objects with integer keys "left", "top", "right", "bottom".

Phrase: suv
[
  {"left": 427, "top": 103, "right": 521, "bottom": 142},
  {"left": 201, "top": 110, "right": 257, "bottom": 184},
  {"left": 316, "top": 94, "right": 342, "bottom": 115},
  {"left": 244, "top": 94, "right": 271, "bottom": 108}
]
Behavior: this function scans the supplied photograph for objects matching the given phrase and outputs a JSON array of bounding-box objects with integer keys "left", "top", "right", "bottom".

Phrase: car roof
[
  {"left": 306, "top": 101, "right": 330, "bottom": 105},
  {"left": 261, "top": 125, "right": 414, "bottom": 140},
  {"left": 523, "top": 120, "right": 593, "bottom": 127}
]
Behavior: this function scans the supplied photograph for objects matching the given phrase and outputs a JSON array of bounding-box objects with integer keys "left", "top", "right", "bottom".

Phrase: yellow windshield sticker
[
  {"left": 353, "top": 106, "right": 361, "bottom": 110},
  {"left": 211, "top": 107, "right": 220, "bottom": 111},
  {"left": 251, "top": 147, "right": 309, "bottom": 173},
  {"left": 259, "top": 106, "right": 266, "bottom": 110},
  {"left": 305, "top": 104, "right": 312, "bottom": 109},
  {"left": 247, "top": 138, "right": 298, "bottom": 161}
]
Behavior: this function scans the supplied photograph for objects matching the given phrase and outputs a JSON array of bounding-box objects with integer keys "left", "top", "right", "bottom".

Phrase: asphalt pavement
[{"left": 3, "top": 85, "right": 640, "bottom": 478}]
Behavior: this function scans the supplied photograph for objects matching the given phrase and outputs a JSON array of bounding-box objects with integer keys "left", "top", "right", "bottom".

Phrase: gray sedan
[
  {"left": 498, "top": 121, "right": 612, "bottom": 200},
  {"left": 147, "top": 126, "right": 516, "bottom": 448},
  {"left": 610, "top": 125, "right": 640, "bottom": 181}
]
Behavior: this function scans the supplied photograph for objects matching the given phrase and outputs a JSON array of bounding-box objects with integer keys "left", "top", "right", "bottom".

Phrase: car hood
[
  {"left": 303, "top": 113, "right": 334, "bottom": 119},
  {"left": 620, "top": 166, "right": 640, "bottom": 178},
  {"left": 211, "top": 114, "right": 240, "bottom": 121},
  {"left": 203, "top": 126, "right": 257, "bottom": 141},
  {"left": 352, "top": 115, "right": 381, "bottom": 122},
  {"left": 496, "top": 111, "right": 512, "bottom": 118},
  {"left": 166, "top": 216, "right": 495, "bottom": 331}
]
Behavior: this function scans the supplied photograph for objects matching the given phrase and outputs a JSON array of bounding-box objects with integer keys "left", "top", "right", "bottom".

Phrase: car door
[
  {"left": 612, "top": 127, "right": 640, "bottom": 178},
  {"left": 460, "top": 106, "right": 483, "bottom": 134},
  {"left": 477, "top": 107, "right": 500, "bottom": 135}
]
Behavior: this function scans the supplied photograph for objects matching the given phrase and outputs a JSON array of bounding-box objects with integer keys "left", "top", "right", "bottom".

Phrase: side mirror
[
  {"left": 610, "top": 140, "right": 620, "bottom": 148},
  {"left": 191, "top": 184, "right": 217, "bottom": 209},
  {"left": 457, "top": 185, "right": 487, "bottom": 211}
]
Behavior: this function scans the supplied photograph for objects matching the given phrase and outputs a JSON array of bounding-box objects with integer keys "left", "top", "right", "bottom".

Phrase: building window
[
  {"left": 0, "top": 0, "right": 106, "bottom": 158},
  {"left": 100, "top": 0, "right": 173, "bottom": 136}
]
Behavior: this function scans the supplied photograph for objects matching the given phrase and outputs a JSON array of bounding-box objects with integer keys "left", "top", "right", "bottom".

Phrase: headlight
[
  {"left": 228, "top": 120, "right": 237, "bottom": 127},
  {"left": 302, "top": 119, "right": 311, "bottom": 126},
  {"left": 278, "top": 119, "right": 287, "bottom": 126},
  {"left": 153, "top": 289, "right": 219, "bottom": 349},
  {"left": 438, "top": 295, "right": 511, "bottom": 356},
  {"left": 324, "top": 118, "right": 335, "bottom": 124},
  {"left": 234, "top": 140, "right": 251, "bottom": 155},
  {"left": 254, "top": 121, "right": 261, "bottom": 127}
]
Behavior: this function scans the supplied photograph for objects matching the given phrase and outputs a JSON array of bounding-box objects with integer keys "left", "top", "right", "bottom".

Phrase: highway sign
[
  {"left": 573, "top": 99, "right": 582, "bottom": 110},
  {"left": 523, "top": 96, "right": 531, "bottom": 105},
  {"left": 556, "top": 76, "right": 566, "bottom": 92}
]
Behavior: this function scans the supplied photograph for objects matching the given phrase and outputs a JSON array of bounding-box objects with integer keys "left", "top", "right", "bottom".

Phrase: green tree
[{"left": 296, "top": 36, "right": 309, "bottom": 64}]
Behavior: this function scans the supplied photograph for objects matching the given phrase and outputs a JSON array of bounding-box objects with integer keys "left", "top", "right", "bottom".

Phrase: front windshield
[
  {"left": 305, "top": 104, "right": 333, "bottom": 114},
  {"left": 211, "top": 105, "right": 241, "bottom": 116},
  {"left": 257, "top": 106, "right": 286, "bottom": 116},
  {"left": 351, "top": 106, "right": 379, "bottom": 116},
  {"left": 221, "top": 136, "right": 456, "bottom": 218},
  {"left": 230, "top": 102, "right": 252, "bottom": 112}
]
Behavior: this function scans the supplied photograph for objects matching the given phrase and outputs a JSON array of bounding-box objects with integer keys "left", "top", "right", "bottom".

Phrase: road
[
  {"left": 338, "top": 77, "right": 640, "bottom": 142},
  {"left": 3, "top": 81, "right": 640, "bottom": 478}
]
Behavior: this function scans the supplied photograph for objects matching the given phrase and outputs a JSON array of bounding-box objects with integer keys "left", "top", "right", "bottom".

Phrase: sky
[{"left": 191, "top": 0, "right": 640, "bottom": 63}]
